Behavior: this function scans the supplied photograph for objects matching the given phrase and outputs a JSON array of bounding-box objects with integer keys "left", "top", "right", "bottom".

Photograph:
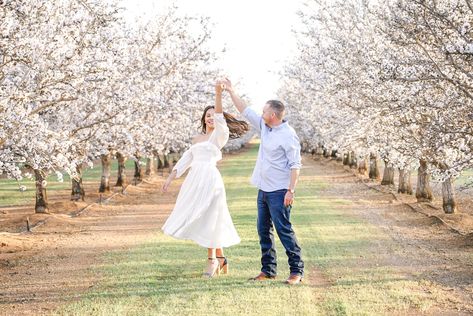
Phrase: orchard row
[
  {"left": 0, "top": 1, "right": 249, "bottom": 213},
  {"left": 280, "top": 0, "right": 473, "bottom": 214}
]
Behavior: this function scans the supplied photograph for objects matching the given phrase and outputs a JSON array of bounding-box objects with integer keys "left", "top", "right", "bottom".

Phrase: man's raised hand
[{"left": 221, "top": 78, "right": 233, "bottom": 93}]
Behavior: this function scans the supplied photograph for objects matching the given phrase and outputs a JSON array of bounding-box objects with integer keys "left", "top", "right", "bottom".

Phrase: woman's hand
[
  {"left": 215, "top": 80, "right": 225, "bottom": 94},
  {"left": 162, "top": 170, "right": 177, "bottom": 193},
  {"left": 161, "top": 177, "right": 172, "bottom": 193}
]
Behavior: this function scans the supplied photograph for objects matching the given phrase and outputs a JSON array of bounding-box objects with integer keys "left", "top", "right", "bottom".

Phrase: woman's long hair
[{"left": 200, "top": 106, "right": 249, "bottom": 139}]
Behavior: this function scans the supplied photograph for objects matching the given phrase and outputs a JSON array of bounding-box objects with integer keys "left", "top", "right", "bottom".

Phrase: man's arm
[
  {"left": 288, "top": 169, "right": 300, "bottom": 192},
  {"left": 284, "top": 169, "right": 300, "bottom": 207},
  {"left": 284, "top": 134, "right": 302, "bottom": 206},
  {"left": 222, "top": 78, "right": 261, "bottom": 132},
  {"left": 222, "top": 78, "right": 247, "bottom": 114}
]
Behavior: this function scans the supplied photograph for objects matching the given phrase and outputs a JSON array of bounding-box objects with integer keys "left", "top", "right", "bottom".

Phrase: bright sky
[{"left": 119, "top": 0, "right": 304, "bottom": 109}]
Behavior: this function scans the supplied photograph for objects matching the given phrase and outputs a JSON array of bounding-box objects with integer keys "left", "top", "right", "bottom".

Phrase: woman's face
[{"left": 205, "top": 108, "right": 215, "bottom": 130}]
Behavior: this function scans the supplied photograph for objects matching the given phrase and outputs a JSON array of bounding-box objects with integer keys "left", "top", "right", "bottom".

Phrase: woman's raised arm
[{"left": 215, "top": 81, "right": 224, "bottom": 114}]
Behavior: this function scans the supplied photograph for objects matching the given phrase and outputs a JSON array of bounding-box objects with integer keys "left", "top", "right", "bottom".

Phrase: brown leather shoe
[
  {"left": 285, "top": 274, "right": 303, "bottom": 285},
  {"left": 249, "top": 272, "right": 276, "bottom": 281}
]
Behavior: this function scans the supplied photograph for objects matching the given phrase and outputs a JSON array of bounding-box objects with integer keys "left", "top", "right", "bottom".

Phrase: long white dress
[{"left": 162, "top": 113, "right": 241, "bottom": 248}]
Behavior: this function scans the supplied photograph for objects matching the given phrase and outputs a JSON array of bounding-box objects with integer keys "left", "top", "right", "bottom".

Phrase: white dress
[{"left": 162, "top": 113, "right": 241, "bottom": 248}]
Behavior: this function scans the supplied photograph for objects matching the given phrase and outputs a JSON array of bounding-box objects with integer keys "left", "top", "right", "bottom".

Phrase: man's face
[{"left": 262, "top": 104, "right": 274, "bottom": 125}]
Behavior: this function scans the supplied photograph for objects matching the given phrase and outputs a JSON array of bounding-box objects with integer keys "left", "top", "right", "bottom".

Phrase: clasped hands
[{"left": 216, "top": 78, "right": 232, "bottom": 94}]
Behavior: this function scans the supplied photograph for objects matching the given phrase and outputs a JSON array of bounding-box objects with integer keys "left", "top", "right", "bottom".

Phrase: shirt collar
[{"left": 266, "top": 120, "right": 287, "bottom": 131}]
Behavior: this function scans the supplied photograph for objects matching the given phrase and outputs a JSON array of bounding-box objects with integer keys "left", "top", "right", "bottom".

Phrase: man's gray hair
[{"left": 266, "top": 100, "right": 285, "bottom": 119}]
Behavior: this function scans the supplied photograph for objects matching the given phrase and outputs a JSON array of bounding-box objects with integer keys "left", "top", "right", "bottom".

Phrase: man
[{"left": 222, "top": 78, "right": 304, "bottom": 285}]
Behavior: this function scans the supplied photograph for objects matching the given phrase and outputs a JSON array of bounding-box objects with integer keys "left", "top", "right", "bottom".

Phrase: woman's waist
[{"left": 190, "top": 160, "right": 219, "bottom": 166}]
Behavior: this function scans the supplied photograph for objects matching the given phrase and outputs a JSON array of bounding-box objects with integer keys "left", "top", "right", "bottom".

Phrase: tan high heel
[
  {"left": 203, "top": 258, "right": 220, "bottom": 278},
  {"left": 217, "top": 256, "right": 228, "bottom": 274}
]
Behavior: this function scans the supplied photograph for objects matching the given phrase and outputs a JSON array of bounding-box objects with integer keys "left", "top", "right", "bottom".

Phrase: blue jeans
[{"left": 257, "top": 189, "right": 304, "bottom": 277}]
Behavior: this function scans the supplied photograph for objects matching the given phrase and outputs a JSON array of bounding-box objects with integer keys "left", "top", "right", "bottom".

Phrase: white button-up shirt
[{"left": 243, "top": 107, "right": 302, "bottom": 192}]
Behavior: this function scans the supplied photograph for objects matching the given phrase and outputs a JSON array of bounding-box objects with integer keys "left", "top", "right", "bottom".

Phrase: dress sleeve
[
  {"left": 209, "top": 113, "right": 229, "bottom": 149},
  {"left": 242, "top": 107, "right": 262, "bottom": 133},
  {"left": 172, "top": 149, "right": 193, "bottom": 178}
]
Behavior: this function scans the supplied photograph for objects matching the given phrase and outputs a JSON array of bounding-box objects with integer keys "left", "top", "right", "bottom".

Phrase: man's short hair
[{"left": 266, "top": 100, "right": 285, "bottom": 119}]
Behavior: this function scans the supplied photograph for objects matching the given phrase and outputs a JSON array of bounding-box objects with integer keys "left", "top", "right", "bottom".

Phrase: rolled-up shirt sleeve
[
  {"left": 284, "top": 134, "right": 302, "bottom": 169},
  {"left": 172, "top": 149, "right": 193, "bottom": 178},
  {"left": 242, "top": 107, "right": 262, "bottom": 132}
]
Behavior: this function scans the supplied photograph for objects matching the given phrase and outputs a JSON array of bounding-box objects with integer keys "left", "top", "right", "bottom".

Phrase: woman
[{"left": 161, "top": 81, "right": 249, "bottom": 277}]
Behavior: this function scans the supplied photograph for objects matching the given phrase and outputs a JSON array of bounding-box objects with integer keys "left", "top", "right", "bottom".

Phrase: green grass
[
  {"left": 0, "top": 160, "right": 140, "bottom": 206},
  {"left": 457, "top": 169, "right": 473, "bottom": 187},
  {"left": 55, "top": 143, "right": 444, "bottom": 315}
]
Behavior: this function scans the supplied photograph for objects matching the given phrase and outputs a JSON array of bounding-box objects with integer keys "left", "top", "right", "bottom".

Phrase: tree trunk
[
  {"left": 157, "top": 154, "right": 164, "bottom": 172},
  {"left": 358, "top": 156, "right": 368, "bottom": 176},
  {"left": 163, "top": 154, "right": 170, "bottom": 169},
  {"left": 416, "top": 159, "right": 433, "bottom": 202},
  {"left": 145, "top": 157, "right": 155, "bottom": 176},
  {"left": 169, "top": 154, "right": 178, "bottom": 173},
  {"left": 342, "top": 152, "right": 349, "bottom": 165},
  {"left": 398, "top": 169, "right": 413, "bottom": 194},
  {"left": 381, "top": 161, "right": 395, "bottom": 185},
  {"left": 34, "top": 169, "right": 48, "bottom": 213},
  {"left": 99, "top": 152, "right": 112, "bottom": 193},
  {"left": 134, "top": 155, "right": 144, "bottom": 183},
  {"left": 301, "top": 142, "right": 307, "bottom": 153},
  {"left": 331, "top": 149, "right": 338, "bottom": 159},
  {"left": 156, "top": 154, "right": 164, "bottom": 176},
  {"left": 369, "top": 153, "right": 380, "bottom": 180},
  {"left": 71, "top": 165, "right": 85, "bottom": 201},
  {"left": 115, "top": 152, "right": 127, "bottom": 187},
  {"left": 348, "top": 151, "right": 357, "bottom": 169},
  {"left": 323, "top": 148, "right": 330, "bottom": 158},
  {"left": 153, "top": 153, "right": 158, "bottom": 171},
  {"left": 441, "top": 177, "right": 456, "bottom": 214}
]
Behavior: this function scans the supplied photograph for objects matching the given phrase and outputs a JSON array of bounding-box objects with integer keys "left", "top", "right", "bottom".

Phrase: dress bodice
[
  {"left": 190, "top": 141, "right": 222, "bottom": 166},
  {"left": 172, "top": 113, "right": 229, "bottom": 178}
]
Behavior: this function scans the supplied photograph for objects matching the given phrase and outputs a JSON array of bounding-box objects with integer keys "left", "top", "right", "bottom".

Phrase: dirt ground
[
  {"left": 1, "top": 155, "right": 472, "bottom": 315},
  {"left": 311, "top": 156, "right": 473, "bottom": 314},
  {"left": 0, "top": 175, "right": 175, "bottom": 315}
]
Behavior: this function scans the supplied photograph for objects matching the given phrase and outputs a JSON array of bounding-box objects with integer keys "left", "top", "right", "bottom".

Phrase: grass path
[{"left": 43, "top": 142, "right": 472, "bottom": 315}]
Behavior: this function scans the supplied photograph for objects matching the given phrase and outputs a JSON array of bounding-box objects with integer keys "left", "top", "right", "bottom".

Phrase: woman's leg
[
  {"left": 216, "top": 248, "right": 228, "bottom": 274},
  {"left": 208, "top": 248, "right": 216, "bottom": 259},
  {"left": 204, "top": 248, "right": 219, "bottom": 277}
]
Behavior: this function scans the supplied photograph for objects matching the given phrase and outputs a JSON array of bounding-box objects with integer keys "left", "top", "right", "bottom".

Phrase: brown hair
[
  {"left": 266, "top": 100, "right": 285, "bottom": 119},
  {"left": 200, "top": 106, "right": 249, "bottom": 139}
]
